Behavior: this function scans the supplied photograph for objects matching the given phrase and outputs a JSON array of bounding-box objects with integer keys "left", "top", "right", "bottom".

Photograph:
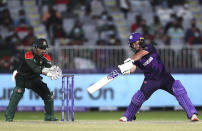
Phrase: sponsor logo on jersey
[{"left": 143, "top": 57, "right": 153, "bottom": 66}]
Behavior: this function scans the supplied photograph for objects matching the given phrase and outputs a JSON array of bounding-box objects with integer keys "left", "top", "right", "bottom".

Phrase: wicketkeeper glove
[
  {"left": 42, "top": 67, "right": 50, "bottom": 74},
  {"left": 46, "top": 72, "right": 54, "bottom": 80},
  {"left": 42, "top": 65, "right": 62, "bottom": 80},
  {"left": 46, "top": 72, "right": 60, "bottom": 80}
]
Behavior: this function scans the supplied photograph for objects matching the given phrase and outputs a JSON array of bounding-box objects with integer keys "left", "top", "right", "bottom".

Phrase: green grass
[{"left": 0, "top": 111, "right": 202, "bottom": 131}]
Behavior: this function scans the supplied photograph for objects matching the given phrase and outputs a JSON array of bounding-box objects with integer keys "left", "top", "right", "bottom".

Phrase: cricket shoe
[
  {"left": 5, "top": 113, "right": 13, "bottom": 122},
  {"left": 191, "top": 114, "right": 199, "bottom": 122},
  {"left": 44, "top": 116, "right": 58, "bottom": 121},
  {"left": 120, "top": 116, "right": 128, "bottom": 122},
  {"left": 5, "top": 118, "right": 13, "bottom": 122}
]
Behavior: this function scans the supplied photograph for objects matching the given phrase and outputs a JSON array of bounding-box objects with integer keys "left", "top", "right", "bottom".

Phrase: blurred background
[{"left": 0, "top": 0, "right": 202, "bottom": 113}]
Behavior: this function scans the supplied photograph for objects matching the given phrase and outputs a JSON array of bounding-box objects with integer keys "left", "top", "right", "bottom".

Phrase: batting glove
[
  {"left": 118, "top": 61, "right": 134, "bottom": 74},
  {"left": 124, "top": 58, "right": 134, "bottom": 63},
  {"left": 122, "top": 70, "right": 130, "bottom": 75}
]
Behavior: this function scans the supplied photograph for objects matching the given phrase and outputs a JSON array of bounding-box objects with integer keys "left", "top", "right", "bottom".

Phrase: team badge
[{"left": 129, "top": 35, "right": 133, "bottom": 40}]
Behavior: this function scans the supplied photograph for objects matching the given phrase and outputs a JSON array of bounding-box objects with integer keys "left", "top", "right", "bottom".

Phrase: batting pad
[{"left": 172, "top": 80, "right": 198, "bottom": 119}]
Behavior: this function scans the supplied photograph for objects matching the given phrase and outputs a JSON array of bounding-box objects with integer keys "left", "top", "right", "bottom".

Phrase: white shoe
[
  {"left": 191, "top": 114, "right": 199, "bottom": 122},
  {"left": 120, "top": 116, "right": 128, "bottom": 122}
]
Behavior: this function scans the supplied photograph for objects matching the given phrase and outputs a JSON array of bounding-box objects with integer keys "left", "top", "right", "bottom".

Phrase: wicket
[{"left": 61, "top": 75, "right": 74, "bottom": 122}]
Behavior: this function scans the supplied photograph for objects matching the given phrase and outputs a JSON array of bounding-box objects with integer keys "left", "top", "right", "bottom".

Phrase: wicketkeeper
[
  {"left": 5, "top": 38, "right": 62, "bottom": 122},
  {"left": 118, "top": 32, "right": 199, "bottom": 122}
]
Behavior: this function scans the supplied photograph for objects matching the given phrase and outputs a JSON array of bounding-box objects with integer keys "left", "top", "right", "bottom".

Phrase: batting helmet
[
  {"left": 128, "top": 32, "right": 144, "bottom": 45},
  {"left": 33, "top": 38, "right": 48, "bottom": 49}
]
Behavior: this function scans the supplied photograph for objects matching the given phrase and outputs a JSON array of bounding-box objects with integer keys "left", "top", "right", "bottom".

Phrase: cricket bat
[{"left": 87, "top": 69, "right": 120, "bottom": 94}]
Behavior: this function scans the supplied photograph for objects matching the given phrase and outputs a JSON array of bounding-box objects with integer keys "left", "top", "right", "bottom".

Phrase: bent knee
[
  {"left": 131, "top": 90, "right": 146, "bottom": 106},
  {"left": 17, "top": 89, "right": 23, "bottom": 93},
  {"left": 43, "top": 91, "right": 53, "bottom": 101},
  {"left": 14, "top": 87, "right": 25, "bottom": 94}
]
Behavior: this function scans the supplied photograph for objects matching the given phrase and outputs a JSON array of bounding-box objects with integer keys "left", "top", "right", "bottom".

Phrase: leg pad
[
  {"left": 123, "top": 90, "right": 146, "bottom": 121},
  {"left": 44, "top": 92, "right": 58, "bottom": 121},
  {"left": 5, "top": 87, "right": 25, "bottom": 121},
  {"left": 172, "top": 80, "right": 198, "bottom": 119}
]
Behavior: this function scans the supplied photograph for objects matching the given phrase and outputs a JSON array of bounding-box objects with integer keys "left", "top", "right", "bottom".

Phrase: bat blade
[{"left": 87, "top": 69, "right": 120, "bottom": 94}]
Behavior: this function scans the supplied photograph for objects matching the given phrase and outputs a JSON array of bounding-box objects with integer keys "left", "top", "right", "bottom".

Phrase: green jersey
[{"left": 17, "top": 50, "right": 52, "bottom": 79}]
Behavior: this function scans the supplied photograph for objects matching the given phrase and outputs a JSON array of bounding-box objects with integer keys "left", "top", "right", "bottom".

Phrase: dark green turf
[{"left": 0, "top": 110, "right": 201, "bottom": 121}]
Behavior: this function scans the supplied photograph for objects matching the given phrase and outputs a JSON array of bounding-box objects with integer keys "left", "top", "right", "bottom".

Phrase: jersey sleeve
[
  {"left": 142, "top": 44, "right": 154, "bottom": 53},
  {"left": 43, "top": 54, "right": 52, "bottom": 68},
  {"left": 24, "top": 51, "right": 42, "bottom": 75}
]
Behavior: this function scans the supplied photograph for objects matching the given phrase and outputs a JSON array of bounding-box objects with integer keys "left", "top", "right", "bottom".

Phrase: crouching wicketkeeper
[{"left": 5, "top": 38, "right": 62, "bottom": 122}]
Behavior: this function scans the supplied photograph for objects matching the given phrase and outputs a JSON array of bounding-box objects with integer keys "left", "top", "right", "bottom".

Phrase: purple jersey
[{"left": 134, "top": 44, "right": 167, "bottom": 79}]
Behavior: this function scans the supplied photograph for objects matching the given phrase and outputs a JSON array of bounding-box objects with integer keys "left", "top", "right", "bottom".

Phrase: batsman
[
  {"left": 5, "top": 38, "right": 62, "bottom": 122},
  {"left": 118, "top": 32, "right": 199, "bottom": 122}
]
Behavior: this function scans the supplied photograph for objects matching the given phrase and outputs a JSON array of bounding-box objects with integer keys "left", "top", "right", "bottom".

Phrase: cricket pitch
[{"left": 1, "top": 120, "right": 202, "bottom": 131}]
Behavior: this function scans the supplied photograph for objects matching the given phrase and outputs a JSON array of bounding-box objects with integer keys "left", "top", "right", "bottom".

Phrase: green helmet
[{"left": 33, "top": 38, "right": 48, "bottom": 49}]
